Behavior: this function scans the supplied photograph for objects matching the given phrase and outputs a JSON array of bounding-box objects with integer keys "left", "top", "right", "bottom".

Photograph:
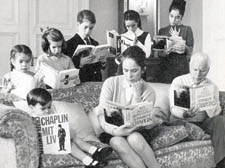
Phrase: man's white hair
[{"left": 190, "top": 52, "right": 211, "bottom": 69}]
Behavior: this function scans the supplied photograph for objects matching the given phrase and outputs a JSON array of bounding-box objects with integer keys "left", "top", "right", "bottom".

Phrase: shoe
[
  {"left": 92, "top": 146, "right": 113, "bottom": 161},
  {"left": 85, "top": 160, "right": 108, "bottom": 168}
]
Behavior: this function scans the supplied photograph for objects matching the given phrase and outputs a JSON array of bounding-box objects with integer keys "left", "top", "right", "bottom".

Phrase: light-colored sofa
[{"left": 1, "top": 82, "right": 224, "bottom": 168}]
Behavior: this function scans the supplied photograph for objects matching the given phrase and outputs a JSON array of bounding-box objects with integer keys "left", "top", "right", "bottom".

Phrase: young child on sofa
[
  {"left": 26, "top": 88, "right": 113, "bottom": 168},
  {"left": 35, "top": 28, "right": 75, "bottom": 87},
  {"left": 0, "top": 44, "right": 44, "bottom": 98}
]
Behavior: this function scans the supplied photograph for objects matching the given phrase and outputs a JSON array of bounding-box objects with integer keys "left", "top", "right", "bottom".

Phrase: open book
[
  {"left": 35, "top": 63, "right": 80, "bottom": 89},
  {"left": 173, "top": 84, "right": 217, "bottom": 111},
  {"left": 166, "top": 37, "right": 186, "bottom": 54},
  {"left": 0, "top": 71, "right": 36, "bottom": 99},
  {"left": 103, "top": 100, "right": 162, "bottom": 127},
  {"left": 73, "top": 44, "right": 111, "bottom": 64},
  {"left": 154, "top": 35, "right": 185, "bottom": 54},
  {"left": 33, "top": 113, "right": 71, "bottom": 154},
  {"left": 106, "top": 30, "right": 135, "bottom": 53}
]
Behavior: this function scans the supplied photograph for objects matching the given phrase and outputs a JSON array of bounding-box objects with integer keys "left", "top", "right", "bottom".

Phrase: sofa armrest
[{"left": 0, "top": 109, "right": 39, "bottom": 168}]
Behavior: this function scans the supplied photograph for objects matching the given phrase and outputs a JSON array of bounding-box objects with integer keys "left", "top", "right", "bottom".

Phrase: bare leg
[
  {"left": 71, "top": 142, "right": 89, "bottom": 161},
  {"left": 110, "top": 136, "right": 146, "bottom": 168},
  {"left": 74, "top": 136, "right": 94, "bottom": 153},
  {"left": 127, "top": 132, "right": 160, "bottom": 168}
]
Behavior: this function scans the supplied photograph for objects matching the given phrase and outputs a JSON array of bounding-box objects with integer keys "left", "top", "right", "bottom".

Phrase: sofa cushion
[
  {"left": 150, "top": 83, "right": 171, "bottom": 120},
  {"left": 185, "top": 122, "right": 210, "bottom": 141},
  {"left": 148, "top": 125, "right": 188, "bottom": 150},
  {"left": 50, "top": 82, "right": 103, "bottom": 113}
]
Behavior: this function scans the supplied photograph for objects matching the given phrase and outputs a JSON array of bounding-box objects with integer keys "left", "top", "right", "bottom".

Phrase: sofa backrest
[{"left": 149, "top": 83, "right": 171, "bottom": 119}]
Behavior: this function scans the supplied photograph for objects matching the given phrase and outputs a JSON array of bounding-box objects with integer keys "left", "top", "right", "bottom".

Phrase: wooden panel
[
  {"left": 29, "top": 0, "right": 89, "bottom": 58},
  {"left": 203, "top": 0, "right": 225, "bottom": 91},
  {"left": 0, "top": 33, "right": 18, "bottom": 76}
]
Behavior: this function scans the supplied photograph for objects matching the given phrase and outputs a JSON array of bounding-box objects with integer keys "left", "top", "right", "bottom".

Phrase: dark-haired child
[
  {"left": 1, "top": 44, "right": 43, "bottom": 97},
  {"left": 116, "top": 10, "right": 152, "bottom": 76},
  {"left": 35, "top": 28, "right": 75, "bottom": 73},
  {"left": 64, "top": 10, "right": 105, "bottom": 82},
  {"left": 27, "top": 88, "right": 113, "bottom": 168},
  {"left": 157, "top": 0, "right": 194, "bottom": 83}
]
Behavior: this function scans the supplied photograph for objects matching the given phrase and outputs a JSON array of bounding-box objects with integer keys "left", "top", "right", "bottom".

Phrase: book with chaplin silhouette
[
  {"left": 35, "top": 63, "right": 80, "bottom": 89},
  {"left": 33, "top": 113, "right": 71, "bottom": 154},
  {"left": 72, "top": 44, "right": 111, "bottom": 64},
  {"left": 103, "top": 100, "right": 162, "bottom": 128},
  {"left": 173, "top": 84, "right": 217, "bottom": 111}
]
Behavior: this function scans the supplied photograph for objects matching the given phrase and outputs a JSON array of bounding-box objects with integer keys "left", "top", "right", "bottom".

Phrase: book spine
[
  {"left": 33, "top": 117, "right": 44, "bottom": 154},
  {"left": 116, "top": 36, "right": 121, "bottom": 53}
]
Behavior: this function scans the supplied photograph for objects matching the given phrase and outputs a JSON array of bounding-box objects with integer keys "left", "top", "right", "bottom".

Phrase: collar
[
  {"left": 135, "top": 28, "right": 144, "bottom": 36},
  {"left": 47, "top": 53, "right": 63, "bottom": 58},
  {"left": 122, "top": 78, "right": 143, "bottom": 88}
]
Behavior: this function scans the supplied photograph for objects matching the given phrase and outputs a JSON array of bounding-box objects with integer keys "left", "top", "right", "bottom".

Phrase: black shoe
[
  {"left": 85, "top": 160, "right": 108, "bottom": 168},
  {"left": 92, "top": 147, "right": 113, "bottom": 161}
]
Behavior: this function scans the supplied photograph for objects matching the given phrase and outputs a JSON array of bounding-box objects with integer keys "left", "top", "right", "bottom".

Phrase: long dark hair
[{"left": 169, "top": 0, "right": 186, "bottom": 17}]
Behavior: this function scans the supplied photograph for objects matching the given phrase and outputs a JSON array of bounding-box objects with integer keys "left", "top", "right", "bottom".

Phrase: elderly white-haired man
[{"left": 169, "top": 52, "right": 225, "bottom": 167}]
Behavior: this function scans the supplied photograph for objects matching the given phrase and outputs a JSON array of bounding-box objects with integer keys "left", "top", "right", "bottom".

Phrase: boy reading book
[
  {"left": 73, "top": 44, "right": 111, "bottom": 64},
  {"left": 64, "top": 10, "right": 106, "bottom": 82},
  {"left": 27, "top": 88, "right": 112, "bottom": 168}
]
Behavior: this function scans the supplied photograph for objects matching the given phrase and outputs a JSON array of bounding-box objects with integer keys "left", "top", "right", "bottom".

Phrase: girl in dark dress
[
  {"left": 116, "top": 10, "right": 152, "bottom": 75},
  {"left": 157, "top": 0, "right": 194, "bottom": 83}
]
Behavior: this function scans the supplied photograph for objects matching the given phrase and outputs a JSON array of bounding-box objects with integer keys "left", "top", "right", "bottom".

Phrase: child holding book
[
  {"left": 27, "top": 88, "right": 113, "bottom": 168},
  {"left": 35, "top": 28, "right": 75, "bottom": 74},
  {"left": 64, "top": 10, "right": 105, "bottom": 82},
  {"left": 1, "top": 44, "right": 43, "bottom": 97},
  {"left": 116, "top": 10, "right": 152, "bottom": 75}
]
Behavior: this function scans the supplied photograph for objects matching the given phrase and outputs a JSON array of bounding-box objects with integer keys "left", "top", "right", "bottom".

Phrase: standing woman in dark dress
[
  {"left": 157, "top": 0, "right": 194, "bottom": 83},
  {"left": 64, "top": 10, "right": 105, "bottom": 82}
]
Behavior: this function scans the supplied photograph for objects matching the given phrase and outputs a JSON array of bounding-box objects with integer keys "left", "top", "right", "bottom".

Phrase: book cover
[
  {"left": 173, "top": 84, "right": 217, "bottom": 111},
  {"left": 103, "top": 101, "right": 161, "bottom": 127},
  {"left": 8, "top": 71, "right": 36, "bottom": 99},
  {"left": 166, "top": 37, "right": 186, "bottom": 54},
  {"left": 72, "top": 44, "right": 111, "bottom": 64},
  {"left": 35, "top": 63, "right": 80, "bottom": 89},
  {"left": 106, "top": 30, "right": 135, "bottom": 54},
  {"left": 33, "top": 113, "right": 71, "bottom": 154}
]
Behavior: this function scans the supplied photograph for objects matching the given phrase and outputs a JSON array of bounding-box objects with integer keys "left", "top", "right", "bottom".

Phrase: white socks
[{"left": 88, "top": 146, "right": 98, "bottom": 155}]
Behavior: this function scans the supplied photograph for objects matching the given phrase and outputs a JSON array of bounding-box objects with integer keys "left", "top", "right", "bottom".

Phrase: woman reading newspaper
[
  {"left": 155, "top": 0, "right": 194, "bottom": 83},
  {"left": 96, "top": 46, "right": 161, "bottom": 168}
]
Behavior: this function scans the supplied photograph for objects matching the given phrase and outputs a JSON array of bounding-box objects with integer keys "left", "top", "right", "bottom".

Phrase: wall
[
  {"left": 158, "top": 0, "right": 202, "bottom": 53},
  {"left": 203, "top": 0, "right": 225, "bottom": 91},
  {"left": 89, "top": 0, "right": 118, "bottom": 44}
]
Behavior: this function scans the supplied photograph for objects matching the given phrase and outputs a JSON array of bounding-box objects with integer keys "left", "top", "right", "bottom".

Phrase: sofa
[{"left": 0, "top": 81, "right": 224, "bottom": 168}]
